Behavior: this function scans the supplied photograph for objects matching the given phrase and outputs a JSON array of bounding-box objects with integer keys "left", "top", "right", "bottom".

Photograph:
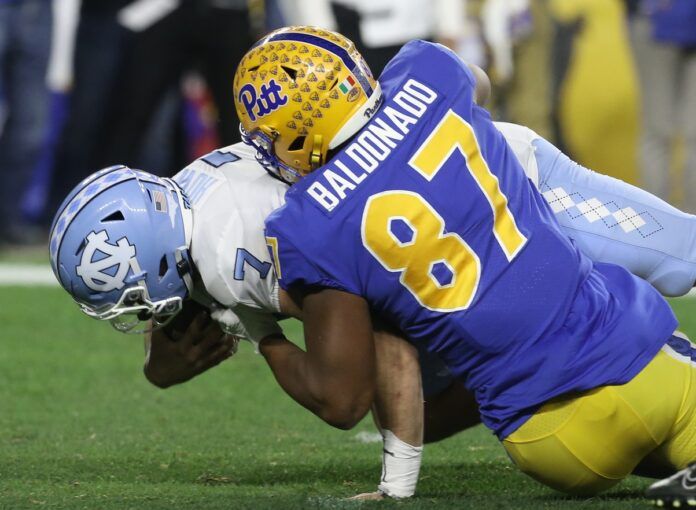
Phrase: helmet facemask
[
  {"left": 240, "top": 124, "right": 305, "bottom": 184},
  {"left": 77, "top": 245, "right": 192, "bottom": 334}
]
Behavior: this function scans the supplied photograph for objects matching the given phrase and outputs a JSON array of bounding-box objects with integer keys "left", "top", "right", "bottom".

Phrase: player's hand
[
  {"left": 144, "top": 311, "right": 239, "bottom": 388},
  {"left": 347, "top": 491, "right": 386, "bottom": 501}
]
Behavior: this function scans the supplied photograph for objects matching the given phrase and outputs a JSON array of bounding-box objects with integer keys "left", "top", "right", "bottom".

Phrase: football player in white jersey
[{"left": 50, "top": 124, "right": 696, "bottom": 500}]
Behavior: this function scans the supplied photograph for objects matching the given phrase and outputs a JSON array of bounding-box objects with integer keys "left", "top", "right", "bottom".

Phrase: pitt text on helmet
[
  {"left": 238, "top": 79, "right": 288, "bottom": 122},
  {"left": 306, "top": 79, "right": 438, "bottom": 212}
]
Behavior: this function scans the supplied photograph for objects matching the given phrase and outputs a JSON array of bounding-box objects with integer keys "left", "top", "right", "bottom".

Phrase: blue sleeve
[
  {"left": 533, "top": 137, "right": 696, "bottom": 297},
  {"left": 265, "top": 225, "right": 347, "bottom": 293}
]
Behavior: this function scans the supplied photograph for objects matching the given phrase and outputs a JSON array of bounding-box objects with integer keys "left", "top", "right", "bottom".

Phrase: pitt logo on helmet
[
  {"left": 238, "top": 79, "right": 288, "bottom": 122},
  {"left": 233, "top": 26, "right": 382, "bottom": 184}
]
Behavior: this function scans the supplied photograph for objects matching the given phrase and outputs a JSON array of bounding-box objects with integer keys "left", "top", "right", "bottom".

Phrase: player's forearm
[
  {"left": 372, "top": 331, "right": 423, "bottom": 446},
  {"left": 371, "top": 330, "right": 424, "bottom": 498},
  {"left": 259, "top": 334, "right": 368, "bottom": 429},
  {"left": 258, "top": 334, "right": 319, "bottom": 410}
]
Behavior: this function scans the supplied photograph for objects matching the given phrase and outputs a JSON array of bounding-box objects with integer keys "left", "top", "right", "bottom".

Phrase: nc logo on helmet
[
  {"left": 76, "top": 230, "right": 139, "bottom": 292},
  {"left": 238, "top": 79, "right": 288, "bottom": 122}
]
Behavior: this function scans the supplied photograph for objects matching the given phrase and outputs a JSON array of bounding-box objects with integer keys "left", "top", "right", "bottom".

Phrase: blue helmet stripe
[
  {"left": 50, "top": 171, "right": 135, "bottom": 274},
  {"left": 264, "top": 32, "right": 374, "bottom": 97},
  {"left": 50, "top": 165, "right": 126, "bottom": 236},
  {"left": 48, "top": 168, "right": 166, "bottom": 274}
]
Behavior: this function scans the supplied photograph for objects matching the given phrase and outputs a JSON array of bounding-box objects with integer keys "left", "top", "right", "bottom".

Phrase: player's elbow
[
  {"left": 467, "top": 63, "right": 491, "bottom": 105},
  {"left": 320, "top": 403, "right": 369, "bottom": 430},
  {"left": 319, "top": 389, "right": 374, "bottom": 430}
]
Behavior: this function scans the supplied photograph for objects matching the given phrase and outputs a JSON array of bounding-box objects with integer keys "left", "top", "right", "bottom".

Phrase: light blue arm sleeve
[{"left": 533, "top": 137, "right": 696, "bottom": 297}]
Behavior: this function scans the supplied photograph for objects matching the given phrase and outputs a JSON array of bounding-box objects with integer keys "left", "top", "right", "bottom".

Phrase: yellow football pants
[{"left": 503, "top": 339, "right": 696, "bottom": 496}]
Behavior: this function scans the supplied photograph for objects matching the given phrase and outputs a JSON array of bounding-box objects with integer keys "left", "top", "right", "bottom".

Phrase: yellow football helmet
[{"left": 233, "top": 26, "right": 382, "bottom": 183}]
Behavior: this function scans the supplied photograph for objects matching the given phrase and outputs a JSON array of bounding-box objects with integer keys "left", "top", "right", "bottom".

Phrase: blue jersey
[{"left": 264, "top": 41, "right": 677, "bottom": 439}]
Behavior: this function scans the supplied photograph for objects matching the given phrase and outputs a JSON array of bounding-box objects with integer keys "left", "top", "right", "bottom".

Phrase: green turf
[{"left": 1, "top": 287, "right": 694, "bottom": 509}]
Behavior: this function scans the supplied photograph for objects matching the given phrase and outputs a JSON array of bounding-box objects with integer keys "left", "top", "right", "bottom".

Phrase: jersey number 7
[{"left": 361, "top": 110, "right": 527, "bottom": 312}]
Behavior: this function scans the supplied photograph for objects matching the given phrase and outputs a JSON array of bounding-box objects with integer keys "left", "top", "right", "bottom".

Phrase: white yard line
[{"left": 0, "top": 264, "right": 58, "bottom": 286}]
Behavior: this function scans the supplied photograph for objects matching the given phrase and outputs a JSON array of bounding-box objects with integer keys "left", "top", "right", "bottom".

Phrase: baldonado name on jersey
[{"left": 306, "top": 79, "right": 438, "bottom": 212}]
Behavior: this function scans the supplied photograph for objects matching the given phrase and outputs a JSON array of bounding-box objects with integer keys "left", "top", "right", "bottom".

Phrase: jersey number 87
[{"left": 361, "top": 110, "right": 527, "bottom": 312}]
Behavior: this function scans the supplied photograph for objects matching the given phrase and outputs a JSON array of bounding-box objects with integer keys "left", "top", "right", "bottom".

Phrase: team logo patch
[
  {"left": 76, "top": 230, "right": 140, "bottom": 292},
  {"left": 238, "top": 79, "right": 288, "bottom": 122},
  {"left": 347, "top": 87, "right": 360, "bottom": 102},
  {"left": 150, "top": 190, "right": 167, "bottom": 213}
]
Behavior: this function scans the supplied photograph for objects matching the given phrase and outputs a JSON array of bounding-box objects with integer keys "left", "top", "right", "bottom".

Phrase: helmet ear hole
[
  {"left": 281, "top": 66, "right": 297, "bottom": 82},
  {"left": 158, "top": 255, "right": 169, "bottom": 279},
  {"left": 288, "top": 136, "right": 306, "bottom": 152},
  {"left": 101, "top": 211, "right": 125, "bottom": 222}
]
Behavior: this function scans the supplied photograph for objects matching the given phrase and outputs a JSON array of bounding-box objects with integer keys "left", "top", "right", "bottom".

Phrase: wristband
[{"left": 377, "top": 429, "right": 423, "bottom": 498}]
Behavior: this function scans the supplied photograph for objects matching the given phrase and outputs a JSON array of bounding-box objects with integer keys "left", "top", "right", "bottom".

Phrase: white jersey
[
  {"left": 493, "top": 122, "right": 541, "bottom": 185},
  {"left": 172, "top": 143, "right": 288, "bottom": 340}
]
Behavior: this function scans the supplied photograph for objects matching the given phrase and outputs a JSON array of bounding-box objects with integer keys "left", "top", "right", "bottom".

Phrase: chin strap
[
  {"left": 174, "top": 247, "right": 194, "bottom": 295},
  {"left": 310, "top": 134, "right": 324, "bottom": 169}
]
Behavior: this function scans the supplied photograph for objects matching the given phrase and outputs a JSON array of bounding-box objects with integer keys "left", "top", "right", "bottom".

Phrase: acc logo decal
[
  {"left": 238, "top": 79, "right": 288, "bottom": 122},
  {"left": 76, "top": 230, "right": 139, "bottom": 292}
]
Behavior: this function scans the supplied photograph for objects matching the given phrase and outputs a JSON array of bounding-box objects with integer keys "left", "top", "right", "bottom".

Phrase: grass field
[{"left": 1, "top": 285, "right": 694, "bottom": 509}]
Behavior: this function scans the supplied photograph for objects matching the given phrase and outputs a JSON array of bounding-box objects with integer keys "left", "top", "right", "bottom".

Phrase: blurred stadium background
[{"left": 1, "top": 0, "right": 694, "bottom": 508}]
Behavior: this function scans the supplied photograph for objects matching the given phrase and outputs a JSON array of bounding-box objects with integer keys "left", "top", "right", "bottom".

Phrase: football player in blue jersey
[
  {"left": 48, "top": 25, "right": 696, "bottom": 503},
  {"left": 233, "top": 26, "right": 696, "bottom": 501},
  {"left": 47, "top": 123, "right": 696, "bottom": 501}
]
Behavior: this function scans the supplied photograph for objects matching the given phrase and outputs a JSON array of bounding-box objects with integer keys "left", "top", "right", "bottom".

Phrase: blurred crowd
[{"left": 0, "top": 0, "right": 694, "bottom": 248}]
